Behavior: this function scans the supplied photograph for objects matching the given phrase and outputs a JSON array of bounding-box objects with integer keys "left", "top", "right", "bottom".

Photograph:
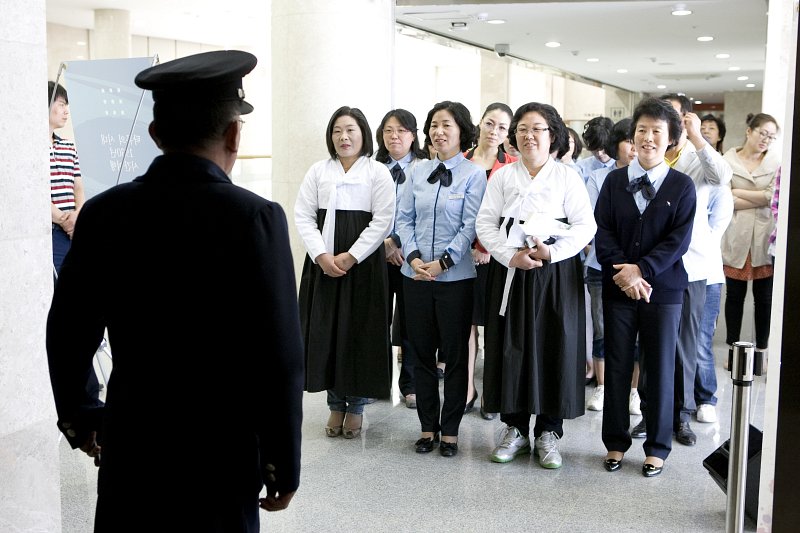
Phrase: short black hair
[
  {"left": 375, "top": 108, "right": 428, "bottom": 164},
  {"left": 474, "top": 102, "right": 514, "bottom": 145},
  {"left": 48, "top": 81, "right": 68, "bottom": 106},
  {"left": 746, "top": 112, "right": 780, "bottom": 133},
  {"left": 325, "top": 106, "right": 373, "bottom": 159},
  {"left": 700, "top": 114, "right": 727, "bottom": 152},
  {"left": 509, "top": 102, "right": 568, "bottom": 155},
  {"left": 152, "top": 99, "right": 240, "bottom": 152},
  {"left": 566, "top": 127, "right": 583, "bottom": 162},
  {"left": 582, "top": 116, "right": 614, "bottom": 151},
  {"left": 630, "top": 97, "right": 683, "bottom": 149},
  {"left": 604, "top": 118, "right": 633, "bottom": 160},
  {"left": 423, "top": 101, "right": 476, "bottom": 153},
  {"left": 660, "top": 93, "right": 693, "bottom": 114}
]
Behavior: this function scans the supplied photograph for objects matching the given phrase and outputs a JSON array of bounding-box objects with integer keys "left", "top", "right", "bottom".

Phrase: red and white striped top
[{"left": 50, "top": 134, "right": 81, "bottom": 211}]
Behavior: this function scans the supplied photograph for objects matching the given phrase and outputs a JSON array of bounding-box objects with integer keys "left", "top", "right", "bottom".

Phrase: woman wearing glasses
[
  {"left": 375, "top": 109, "right": 428, "bottom": 409},
  {"left": 721, "top": 113, "right": 780, "bottom": 364},
  {"left": 595, "top": 98, "right": 696, "bottom": 477},
  {"left": 476, "top": 102, "right": 596, "bottom": 469}
]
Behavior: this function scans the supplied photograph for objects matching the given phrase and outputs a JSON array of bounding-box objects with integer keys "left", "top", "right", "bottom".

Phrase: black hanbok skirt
[
  {"left": 482, "top": 253, "right": 586, "bottom": 418},
  {"left": 299, "top": 209, "right": 391, "bottom": 399}
]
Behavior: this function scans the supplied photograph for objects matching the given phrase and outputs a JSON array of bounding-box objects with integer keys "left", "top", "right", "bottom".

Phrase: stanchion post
[{"left": 725, "top": 341, "right": 761, "bottom": 533}]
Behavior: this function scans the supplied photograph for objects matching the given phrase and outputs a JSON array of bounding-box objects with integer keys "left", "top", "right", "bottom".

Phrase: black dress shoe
[
  {"left": 675, "top": 421, "right": 697, "bottom": 446},
  {"left": 642, "top": 462, "right": 663, "bottom": 477},
  {"left": 464, "top": 392, "right": 478, "bottom": 414},
  {"left": 414, "top": 433, "right": 440, "bottom": 453},
  {"left": 603, "top": 458, "right": 622, "bottom": 472},
  {"left": 439, "top": 441, "right": 458, "bottom": 457},
  {"left": 480, "top": 406, "right": 497, "bottom": 420},
  {"left": 631, "top": 419, "right": 647, "bottom": 439}
]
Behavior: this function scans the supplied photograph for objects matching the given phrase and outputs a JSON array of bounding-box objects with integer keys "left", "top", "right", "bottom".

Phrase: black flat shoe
[
  {"left": 642, "top": 463, "right": 663, "bottom": 477},
  {"left": 604, "top": 458, "right": 622, "bottom": 472},
  {"left": 480, "top": 406, "right": 497, "bottom": 420},
  {"left": 464, "top": 392, "right": 478, "bottom": 414},
  {"left": 414, "top": 433, "right": 440, "bottom": 453},
  {"left": 631, "top": 419, "right": 647, "bottom": 439},
  {"left": 439, "top": 441, "right": 458, "bottom": 457}
]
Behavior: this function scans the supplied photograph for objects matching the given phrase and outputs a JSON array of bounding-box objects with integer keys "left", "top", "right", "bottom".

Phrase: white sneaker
[
  {"left": 587, "top": 386, "right": 604, "bottom": 411},
  {"left": 629, "top": 389, "right": 642, "bottom": 415},
  {"left": 696, "top": 403, "right": 718, "bottom": 423},
  {"left": 533, "top": 431, "right": 562, "bottom": 469}
]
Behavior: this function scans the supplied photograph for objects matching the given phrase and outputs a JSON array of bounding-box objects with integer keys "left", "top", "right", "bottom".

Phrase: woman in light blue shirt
[{"left": 395, "top": 101, "right": 487, "bottom": 457}]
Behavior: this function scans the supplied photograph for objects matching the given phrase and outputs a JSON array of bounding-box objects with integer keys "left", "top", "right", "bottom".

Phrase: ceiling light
[
  {"left": 450, "top": 22, "right": 468, "bottom": 31},
  {"left": 487, "top": 19, "right": 506, "bottom": 25},
  {"left": 672, "top": 9, "right": 692, "bottom": 16},
  {"left": 697, "top": 36, "right": 714, "bottom": 42},
  {"left": 728, "top": 66, "right": 741, "bottom": 71},
  {"left": 694, "top": 100, "right": 703, "bottom": 104},
  {"left": 545, "top": 41, "right": 561, "bottom": 48},
  {"left": 657, "top": 84, "right": 667, "bottom": 89},
  {"left": 77, "top": 40, "right": 87, "bottom": 46},
  {"left": 586, "top": 57, "right": 600, "bottom": 62},
  {"left": 746, "top": 83, "right": 756, "bottom": 88},
  {"left": 616, "top": 69, "right": 628, "bottom": 74},
  {"left": 737, "top": 76, "right": 749, "bottom": 81},
  {"left": 715, "top": 53, "right": 731, "bottom": 59}
]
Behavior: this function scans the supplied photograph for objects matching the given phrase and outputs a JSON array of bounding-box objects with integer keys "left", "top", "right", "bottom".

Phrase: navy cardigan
[{"left": 594, "top": 166, "right": 696, "bottom": 305}]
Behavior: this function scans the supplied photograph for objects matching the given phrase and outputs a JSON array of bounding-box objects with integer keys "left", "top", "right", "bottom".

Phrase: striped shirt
[{"left": 50, "top": 134, "right": 81, "bottom": 211}]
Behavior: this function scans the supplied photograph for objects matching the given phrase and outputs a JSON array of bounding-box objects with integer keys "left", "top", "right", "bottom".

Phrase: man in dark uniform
[{"left": 47, "top": 50, "right": 304, "bottom": 532}]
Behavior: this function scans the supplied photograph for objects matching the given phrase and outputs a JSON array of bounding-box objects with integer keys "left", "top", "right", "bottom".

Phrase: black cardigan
[{"left": 594, "top": 166, "right": 697, "bottom": 305}]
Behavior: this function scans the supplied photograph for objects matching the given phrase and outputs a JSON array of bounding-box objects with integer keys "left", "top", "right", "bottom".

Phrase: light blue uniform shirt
[
  {"left": 396, "top": 152, "right": 486, "bottom": 282},
  {"left": 576, "top": 155, "right": 615, "bottom": 184},
  {"left": 628, "top": 158, "right": 670, "bottom": 214},
  {"left": 385, "top": 153, "right": 416, "bottom": 245}
]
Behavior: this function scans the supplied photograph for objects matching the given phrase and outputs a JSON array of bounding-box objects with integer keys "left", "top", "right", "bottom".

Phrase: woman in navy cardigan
[{"left": 595, "top": 98, "right": 696, "bottom": 477}]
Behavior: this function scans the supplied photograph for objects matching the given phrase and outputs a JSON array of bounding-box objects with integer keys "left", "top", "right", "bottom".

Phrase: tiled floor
[{"left": 61, "top": 324, "right": 767, "bottom": 532}]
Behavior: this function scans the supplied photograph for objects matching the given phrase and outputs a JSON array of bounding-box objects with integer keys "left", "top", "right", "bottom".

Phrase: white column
[
  {"left": 758, "top": 2, "right": 798, "bottom": 531},
  {"left": 0, "top": 0, "right": 62, "bottom": 531},
  {"left": 271, "top": 0, "right": 394, "bottom": 277},
  {"left": 90, "top": 9, "right": 131, "bottom": 60}
]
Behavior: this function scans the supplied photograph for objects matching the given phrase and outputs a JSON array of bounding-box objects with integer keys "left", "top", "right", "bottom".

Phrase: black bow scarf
[
  {"left": 390, "top": 163, "right": 406, "bottom": 184},
  {"left": 626, "top": 174, "right": 656, "bottom": 200},
  {"left": 427, "top": 162, "right": 452, "bottom": 187}
]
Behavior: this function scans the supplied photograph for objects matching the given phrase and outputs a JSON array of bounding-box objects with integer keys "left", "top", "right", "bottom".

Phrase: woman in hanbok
[
  {"left": 475, "top": 102, "right": 596, "bottom": 469},
  {"left": 295, "top": 106, "right": 395, "bottom": 439}
]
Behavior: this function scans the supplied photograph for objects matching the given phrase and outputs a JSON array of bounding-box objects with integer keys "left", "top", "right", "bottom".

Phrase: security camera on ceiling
[{"left": 494, "top": 43, "right": 510, "bottom": 57}]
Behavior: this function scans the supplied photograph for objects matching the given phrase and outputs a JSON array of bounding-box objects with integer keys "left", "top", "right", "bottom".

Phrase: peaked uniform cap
[{"left": 135, "top": 50, "right": 257, "bottom": 114}]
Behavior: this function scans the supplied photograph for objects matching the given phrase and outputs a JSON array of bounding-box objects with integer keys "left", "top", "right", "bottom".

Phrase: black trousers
[
  {"left": 724, "top": 276, "right": 773, "bottom": 349},
  {"left": 388, "top": 263, "right": 415, "bottom": 396},
  {"left": 602, "top": 298, "right": 682, "bottom": 461},
  {"left": 403, "top": 277, "right": 472, "bottom": 437}
]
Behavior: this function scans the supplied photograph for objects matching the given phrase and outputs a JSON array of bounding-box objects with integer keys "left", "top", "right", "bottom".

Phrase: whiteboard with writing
[{"left": 63, "top": 57, "right": 162, "bottom": 200}]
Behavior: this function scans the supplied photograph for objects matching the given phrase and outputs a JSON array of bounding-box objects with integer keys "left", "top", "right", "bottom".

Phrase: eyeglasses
[
  {"left": 754, "top": 129, "right": 777, "bottom": 143},
  {"left": 516, "top": 126, "right": 550, "bottom": 137},
  {"left": 383, "top": 128, "right": 411, "bottom": 136}
]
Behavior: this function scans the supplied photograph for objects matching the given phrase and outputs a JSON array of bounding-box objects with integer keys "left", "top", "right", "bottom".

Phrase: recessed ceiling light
[
  {"left": 697, "top": 36, "right": 714, "bottom": 42},
  {"left": 77, "top": 41, "right": 87, "bottom": 46},
  {"left": 737, "top": 76, "right": 749, "bottom": 81},
  {"left": 672, "top": 9, "right": 692, "bottom": 16},
  {"left": 729, "top": 66, "right": 741, "bottom": 71},
  {"left": 657, "top": 84, "right": 667, "bottom": 89},
  {"left": 586, "top": 57, "right": 600, "bottom": 62},
  {"left": 616, "top": 69, "right": 628, "bottom": 74},
  {"left": 746, "top": 83, "right": 756, "bottom": 88},
  {"left": 545, "top": 41, "right": 561, "bottom": 48},
  {"left": 487, "top": 19, "right": 506, "bottom": 25},
  {"left": 450, "top": 21, "right": 468, "bottom": 31},
  {"left": 715, "top": 53, "right": 731, "bottom": 59},
  {"left": 694, "top": 100, "right": 703, "bottom": 104}
]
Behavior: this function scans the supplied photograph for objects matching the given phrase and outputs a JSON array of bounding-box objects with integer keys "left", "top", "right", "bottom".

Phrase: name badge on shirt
[{"left": 448, "top": 192, "right": 465, "bottom": 200}]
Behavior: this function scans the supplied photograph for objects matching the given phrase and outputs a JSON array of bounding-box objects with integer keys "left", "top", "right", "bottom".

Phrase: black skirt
[
  {"left": 299, "top": 209, "right": 391, "bottom": 399},
  {"left": 482, "top": 254, "right": 586, "bottom": 418},
  {"left": 471, "top": 262, "right": 490, "bottom": 325}
]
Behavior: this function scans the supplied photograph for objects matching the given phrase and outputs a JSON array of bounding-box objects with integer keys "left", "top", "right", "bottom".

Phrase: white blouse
[{"left": 294, "top": 156, "right": 395, "bottom": 263}]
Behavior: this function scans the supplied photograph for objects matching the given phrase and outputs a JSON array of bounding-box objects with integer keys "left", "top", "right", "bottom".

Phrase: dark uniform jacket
[{"left": 47, "top": 153, "right": 304, "bottom": 530}]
